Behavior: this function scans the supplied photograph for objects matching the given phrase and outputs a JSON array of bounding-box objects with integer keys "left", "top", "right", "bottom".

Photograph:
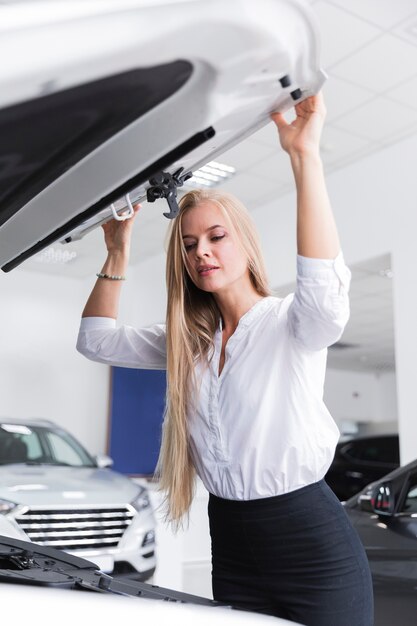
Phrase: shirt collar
[{"left": 217, "top": 295, "right": 275, "bottom": 334}]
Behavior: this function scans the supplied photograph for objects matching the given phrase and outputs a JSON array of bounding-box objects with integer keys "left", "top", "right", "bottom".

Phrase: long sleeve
[
  {"left": 76, "top": 317, "right": 167, "bottom": 370},
  {"left": 287, "top": 251, "right": 351, "bottom": 351}
]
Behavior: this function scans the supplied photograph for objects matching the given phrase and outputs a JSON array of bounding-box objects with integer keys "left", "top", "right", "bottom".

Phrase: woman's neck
[{"left": 214, "top": 288, "right": 264, "bottom": 334}]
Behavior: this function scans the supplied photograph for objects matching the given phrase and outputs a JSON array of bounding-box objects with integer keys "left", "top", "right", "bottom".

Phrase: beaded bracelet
[{"left": 96, "top": 272, "right": 126, "bottom": 281}]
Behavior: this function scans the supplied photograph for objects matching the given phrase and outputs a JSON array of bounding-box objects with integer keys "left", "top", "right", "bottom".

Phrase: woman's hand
[
  {"left": 270, "top": 92, "right": 326, "bottom": 158},
  {"left": 81, "top": 203, "right": 141, "bottom": 319},
  {"left": 102, "top": 203, "right": 141, "bottom": 254}
]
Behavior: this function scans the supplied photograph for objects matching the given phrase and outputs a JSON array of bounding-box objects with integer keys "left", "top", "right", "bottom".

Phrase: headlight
[
  {"left": 0, "top": 498, "right": 18, "bottom": 514},
  {"left": 131, "top": 490, "right": 151, "bottom": 512}
]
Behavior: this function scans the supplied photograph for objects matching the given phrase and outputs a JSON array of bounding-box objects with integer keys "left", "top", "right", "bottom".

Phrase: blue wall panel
[{"left": 109, "top": 367, "right": 166, "bottom": 475}]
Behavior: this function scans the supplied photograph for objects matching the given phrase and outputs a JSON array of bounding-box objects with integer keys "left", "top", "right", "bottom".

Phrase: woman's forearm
[
  {"left": 82, "top": 204, "right": 140, "bottom": 319},
  {"left": 290, "top": 150, "right": 340, "bottom": 259},
  {"left": 82, "top": 249, "right": 130, "bottom": 318},
  {"left": 271, "top": 93, "right": 340, "bottom": 259}
]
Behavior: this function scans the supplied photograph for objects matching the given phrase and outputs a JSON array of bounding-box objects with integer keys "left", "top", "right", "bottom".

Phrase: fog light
[{"left": 142, "top": 530, "right": 155, "bottom": 547}]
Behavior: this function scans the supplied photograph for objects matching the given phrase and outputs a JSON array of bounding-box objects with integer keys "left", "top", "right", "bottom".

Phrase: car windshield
[{"left": 0, "top": 423, "right": 96, "bottom": 467}]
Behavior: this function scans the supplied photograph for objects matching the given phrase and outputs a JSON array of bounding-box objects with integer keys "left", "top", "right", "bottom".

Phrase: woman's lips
[{"left": 197, "top": 266, "right": 218, "bottom": 277}]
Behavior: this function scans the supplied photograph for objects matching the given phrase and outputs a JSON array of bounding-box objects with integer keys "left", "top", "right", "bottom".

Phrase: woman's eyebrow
[{"left": 182, "top": 225, "right": 224, "bottom": 239}]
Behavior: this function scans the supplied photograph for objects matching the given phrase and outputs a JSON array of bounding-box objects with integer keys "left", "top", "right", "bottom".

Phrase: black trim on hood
[
  {"left": 0, "top": 61, "right": 193, "bottom": 229},
  {"left": 1, "top": 126, "right": 215, "bottom": 272}
]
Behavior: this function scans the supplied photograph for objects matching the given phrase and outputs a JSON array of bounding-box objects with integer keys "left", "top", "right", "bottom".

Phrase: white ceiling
[{"left": 17, "top": 0, "right": 413, "bottom": 373}]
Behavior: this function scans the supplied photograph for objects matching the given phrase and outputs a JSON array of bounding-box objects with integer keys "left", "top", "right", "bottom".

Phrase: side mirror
[
  {"left": 371, "top": 482, "right": 395, "bottom": 516},
  {"left": 95, "top": 454, "right": 114, "bottom": 469}
]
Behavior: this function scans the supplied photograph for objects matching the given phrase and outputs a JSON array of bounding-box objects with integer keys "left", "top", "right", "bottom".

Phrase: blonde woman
[{"left": 77, "top": 93, "right": 373, "bottom": 625}]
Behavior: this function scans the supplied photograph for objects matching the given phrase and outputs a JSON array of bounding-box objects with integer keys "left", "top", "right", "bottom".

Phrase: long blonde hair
[{"left": 155, "top": 189, "right": 271, "bottom": 526}]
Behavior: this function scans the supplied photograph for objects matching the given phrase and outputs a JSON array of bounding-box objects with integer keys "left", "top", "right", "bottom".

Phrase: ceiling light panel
[
  {"left": 184, "top": 161, "right": 236, "bottom": 189},
  {"left": 35, "top": 247, "right": 77, "bottom": 264}
]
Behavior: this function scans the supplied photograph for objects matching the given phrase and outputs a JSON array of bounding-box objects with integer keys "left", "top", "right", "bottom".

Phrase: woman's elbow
[{"left": 293, "top": 317, "right": 348, "bottom": 352}]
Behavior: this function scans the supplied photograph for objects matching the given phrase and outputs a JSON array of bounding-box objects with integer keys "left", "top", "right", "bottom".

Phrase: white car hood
[
  {"left": 0, "top": 0, "right": 324, "bottom": 271},
  {"left": 0, "top": 465, "right": 140, "bottom": 506}
]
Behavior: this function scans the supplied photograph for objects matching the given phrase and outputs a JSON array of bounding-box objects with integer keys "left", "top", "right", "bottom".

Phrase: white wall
[
  {"left": 122, "top": 252, "right": 166, "bottom": 325},
  {"left": 0, "top": 270, "right": 109, "bottom": 455},
  {"left": 324, "top": 369, "right": 397, "bottom": 432}
]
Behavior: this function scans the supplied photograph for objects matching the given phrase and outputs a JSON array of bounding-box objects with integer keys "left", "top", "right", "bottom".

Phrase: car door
[
  {"left": 350, "top": 470, "right": 417, "bottom": 626},
  {"left": 333, "top": 437, "right": 399, "bottom": 499}
]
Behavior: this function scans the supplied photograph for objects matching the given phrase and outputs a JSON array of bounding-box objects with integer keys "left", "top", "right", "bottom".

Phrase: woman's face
[{"left": 181, "top": 201, "right": 251, "bottom": 295}]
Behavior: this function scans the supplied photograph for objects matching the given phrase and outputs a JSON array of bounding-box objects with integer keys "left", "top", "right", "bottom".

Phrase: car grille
[{"left": 14, "top": 505, "right": 135, "bottom": 551}]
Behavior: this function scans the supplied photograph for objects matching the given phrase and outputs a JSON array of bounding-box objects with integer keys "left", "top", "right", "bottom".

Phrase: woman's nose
[{"left": 195, "top": 240, "right": 211, "bottom": 258}]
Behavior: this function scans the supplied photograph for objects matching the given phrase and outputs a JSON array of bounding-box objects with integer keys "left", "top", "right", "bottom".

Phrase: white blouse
[{"left": 77, "top": 252, "right": 351, "bottom": 500}]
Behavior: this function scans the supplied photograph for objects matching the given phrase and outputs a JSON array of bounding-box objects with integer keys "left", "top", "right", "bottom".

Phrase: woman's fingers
[
  {"left": 271, "top": 92, "right": 325, "bottom": 125},
  {"left": 101, "top": 201, "right": 141, "bottom": 249},
  {"left": 270, "top": 91, "right": 326, "bottom": 154},
  {"left": 270, "top": 110, "right": 288, "bottom": 130}
]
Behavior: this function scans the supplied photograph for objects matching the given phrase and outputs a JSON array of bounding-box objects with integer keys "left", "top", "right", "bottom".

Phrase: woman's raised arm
[
  {"left": 271, "top": 92, "right": 340, "bottom": 259},
  {"left": 82, "top": 204, "right": 141, "bottom": 318}
]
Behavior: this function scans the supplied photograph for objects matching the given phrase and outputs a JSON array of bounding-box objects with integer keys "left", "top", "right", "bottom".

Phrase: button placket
[
  {"left": 206, "top": 298, "right": 274, "bottom": 464},
  {"left": 207, "top": 328, "right": 229, "bottom": 463}
]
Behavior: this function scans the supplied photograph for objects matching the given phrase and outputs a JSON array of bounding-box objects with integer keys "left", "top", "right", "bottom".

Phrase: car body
[
  {"left": 0, "top": 418, "right": 156, "bottom": 580},
  {"left": 0, "top": 0, "right": 325, "bottom": 272},
  {"left": 325, "top": 434, "right": 400, "bottom": 501},
  {"left": 344, "top": 459, "right": 417, "bottom": 626},
  {"left": 1, "top": 584, "right": 298, "bottom": 626},
  {"left": 0, "top": 535, "right": 302, "bottom": 626}
]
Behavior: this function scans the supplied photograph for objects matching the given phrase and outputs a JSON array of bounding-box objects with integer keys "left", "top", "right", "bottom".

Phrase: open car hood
[
  {"left": 0, "top": 535, "right": 303, "bottom": 624},
  {"left": 0, "top": 0, "right": 325, "bottom": 272}
]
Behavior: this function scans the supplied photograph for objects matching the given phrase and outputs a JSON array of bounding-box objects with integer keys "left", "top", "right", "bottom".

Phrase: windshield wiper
[{"left": 24, "top": 461, "right": 73, "bottom": 467}]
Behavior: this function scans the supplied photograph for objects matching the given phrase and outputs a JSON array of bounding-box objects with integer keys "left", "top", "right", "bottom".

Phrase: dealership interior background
[{"left": 1, "top": 0, "right": 417, "bottom": 600}]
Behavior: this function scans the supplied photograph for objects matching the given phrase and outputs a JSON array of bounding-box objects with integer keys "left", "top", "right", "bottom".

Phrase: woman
[{"left": 77, "top": 93, "right": 374, "bottom": 625}]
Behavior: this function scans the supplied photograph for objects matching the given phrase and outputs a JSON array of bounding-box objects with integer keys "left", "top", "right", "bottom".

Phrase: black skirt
[{"left": 208, "top": 479, "right": 374, "bottom": 626}]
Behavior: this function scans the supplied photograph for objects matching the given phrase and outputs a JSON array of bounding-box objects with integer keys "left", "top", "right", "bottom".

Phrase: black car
[
  {"left": 344, "top": 459, "right": 417, "bottom": 626},
  {"left": 325, "top": 434, "right": 400, "bottom": 500}
]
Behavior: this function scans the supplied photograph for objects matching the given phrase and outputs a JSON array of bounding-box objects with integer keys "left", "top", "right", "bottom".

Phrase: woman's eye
[
  {"left": 184, "top": 243, "right": 196, "bottom": 251},
  {"left": 211, "top": 235, "right": 225, "bottom": 242}
]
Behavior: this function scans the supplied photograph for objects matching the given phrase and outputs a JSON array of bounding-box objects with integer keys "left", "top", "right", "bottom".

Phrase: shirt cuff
[
  {"left": 296, "top": 250, "right": 351, "bottom": 290},
  {"left": 79, "top": 316, "right": 116, "bottom": 331}
]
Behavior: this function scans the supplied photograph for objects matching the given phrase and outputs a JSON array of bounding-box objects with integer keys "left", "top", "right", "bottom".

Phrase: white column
[{"left": 392, "top": 213, "right": 417, "bottom": 465}]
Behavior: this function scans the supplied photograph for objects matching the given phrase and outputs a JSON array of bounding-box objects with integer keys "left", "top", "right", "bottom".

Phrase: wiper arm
[{"left": 24, "top": 461, "right": 72, "bottom": 467}]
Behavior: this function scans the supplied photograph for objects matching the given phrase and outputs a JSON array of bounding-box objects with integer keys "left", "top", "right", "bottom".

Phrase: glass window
[
  {"left": 19, "top": 431, "right": 43, "bottom": 460},
  {"left": 45, "top": 432, "right": 84, "bottom": 466},
  {"left": 42, "top": 429, "right": 95, "bottom": 467},
  {"left": 0, "top": 423, "right": 95, "bottom": 467},
  {"left": 0, "top": 425, "right": 43, "bottom": 464},
  {"left": 401, "top": 475, "right": 417, "bottom": 514},
  {"left": 343, "top": 437, "right": 399, "bottom": 464}
]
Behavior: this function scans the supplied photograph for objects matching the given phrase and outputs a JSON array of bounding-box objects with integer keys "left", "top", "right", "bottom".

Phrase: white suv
[{"left": 0, "top": 418, "right": 156, "bottom": 580}]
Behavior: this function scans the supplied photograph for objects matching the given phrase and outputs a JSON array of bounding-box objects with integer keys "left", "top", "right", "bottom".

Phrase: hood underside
[{"left": 0, "top": 0, "right": 325, "bottom": 272}]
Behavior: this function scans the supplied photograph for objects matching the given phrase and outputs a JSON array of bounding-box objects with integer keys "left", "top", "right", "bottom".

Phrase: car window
[
  {"left": 342, "top": 438, "right": 399, "bottom": 464},
  {"left": 45, "top": 432, "right": 85, "bottom": 466},
  {"left": 0, "top": 426, "right": 44, "bottom": 463},
  {"left": 400, "top": 476, "right": 417, "bottom": 514},
  {"left": 19, "top": 431, "right": 43, "bottom": 460},
  {"left": 0, "top": 423, "right": 95, "bottom": 467}
]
